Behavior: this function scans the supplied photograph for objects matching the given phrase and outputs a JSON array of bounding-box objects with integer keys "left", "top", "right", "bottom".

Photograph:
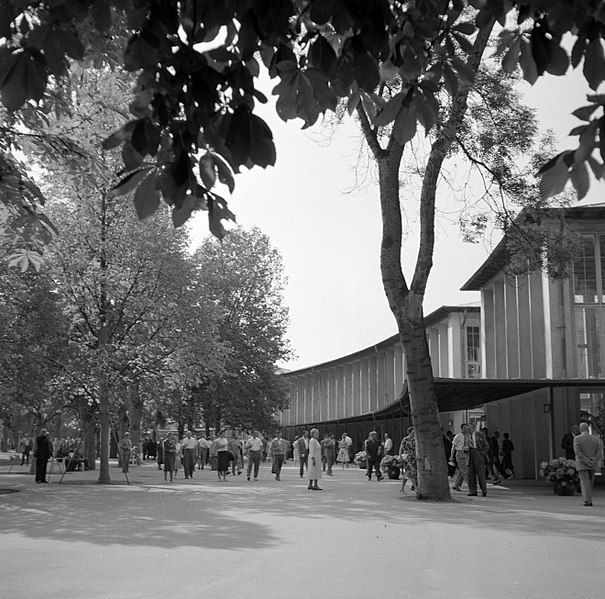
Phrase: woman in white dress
[{"left": 307, "top": 428, "right": 322, "bottom": 490}]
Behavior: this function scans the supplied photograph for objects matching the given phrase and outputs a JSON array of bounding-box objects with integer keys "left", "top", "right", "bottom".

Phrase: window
[
  {"left": 466, "top": 324, "right": 481, "bottom": 378},
  {"left": 573, "top": 235, "right": 605, "bottom": 378}
]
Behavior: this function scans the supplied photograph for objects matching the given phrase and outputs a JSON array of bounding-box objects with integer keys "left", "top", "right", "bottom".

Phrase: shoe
[
  {"left": 308, "top": 484, "right": 313, "bottom": 490},
  {"left": 482, "top": 492, "right": 487, "bottom": 497},
  {"left": 584, "top": 501, "right": 593, "bottom": 506},
  {"left": 378, "top": 476, "right": 384, "bottom": 481},
  {"left": 247, "top": 476, "right": 250, "bottom": 481},
  {"left": 452, "top": 486, "right": 461, "bottom": 492},
  {"left": 493, "top": 478, "right": 502, "bottom": 485},
  {"left": 312, "top": 486, "right": 323, "bottom": 491},
  {"left": 467, "top": 493, "right": 478, "bottom": 496},
  {"left": 253, "top": 478, "right": 257, "bottom": 481}
]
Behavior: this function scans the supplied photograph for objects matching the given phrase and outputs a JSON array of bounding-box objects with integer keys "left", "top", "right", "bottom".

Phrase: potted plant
[
  {"left": 380, "top": 455, "right": 402, "bottom": 479},
  {"left": 354, "top": 451, "right": 367, "bottom": 469},
  {"left": 539, "top": 457, "right": 580, "bottom": 495}
]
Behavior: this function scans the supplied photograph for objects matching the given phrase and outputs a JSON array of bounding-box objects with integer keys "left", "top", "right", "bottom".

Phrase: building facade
[{"left": 279, "top": 204, "right": 605, "bottom": 477}]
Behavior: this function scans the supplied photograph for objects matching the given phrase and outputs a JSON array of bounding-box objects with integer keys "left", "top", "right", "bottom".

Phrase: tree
[
  {"left": 193, "top": 227, "right": 291, "bottom": 432},
  {"left": 3, "top": 1, "right": 605, "bottom": 498}
]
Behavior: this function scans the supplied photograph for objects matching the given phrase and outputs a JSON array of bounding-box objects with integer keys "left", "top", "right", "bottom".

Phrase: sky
[{"left": 188, "top": 67, "right": 605, "bottom": 372}]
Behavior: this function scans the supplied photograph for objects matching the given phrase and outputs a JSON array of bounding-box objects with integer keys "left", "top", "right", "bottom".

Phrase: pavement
[{"left": 0, "top": 456, "right": 603, "bottom": 599}]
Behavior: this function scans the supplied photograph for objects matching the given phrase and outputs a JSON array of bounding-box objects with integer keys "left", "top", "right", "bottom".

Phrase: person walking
[
  {"left": 118, "top": 432, "right": 132, "bottom": 474},
  {"left": 383, "top": 432, "right": 393, "bottom": 456},
  {"left": 245, "top": 430, "right": 263, "bottom": 481},
  {"left": 450, "top": 423, "right": 471, "bottom": 492},
  {"left": 574, "top": 422, "right": 602, "bottom": 507},
  {"left": 480, "top": 427, "right": 502, "bottom": 485},
  {"left": 399, "top": 427, "right": 417, "bottom": 492},
  {"left": 229, "top": 432, "right": 243, "bottom": 476},
  {"left": 163, "top": 433, "right": 176, "bottom": 482},
  {"left": 365, "top": 431, "right": 384, "bottom": 481},
  {"left": 307, "top": 428, "right": 322, "bottom": 490},
  {"left": 21, "top": 437, "right": 33, "bottom": 466},
  {"left": 269, "top": 431, "right": 287, "bottom": 481},
  {"left": 323, "top": 433, "right": 336, "bottom": 476},
  {"left": 501, "top": 433, "right": 515, "bottom": 478},
  {"left": 181, "top": 431, "right": 197, "bottom": 479},
  {"left": 467, "top": 428, "right": 488, "bottom": 497},
  {"left": 197, "top": 434, "right": 209, "bottom": 469},
  {"left": 34, "top": 428, "right": 53, "bottom": 484},
  {"left": 157, "top": 435, "right": 164, "bottom": 470}
]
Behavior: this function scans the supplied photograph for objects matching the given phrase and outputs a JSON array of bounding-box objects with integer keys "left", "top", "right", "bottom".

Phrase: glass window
[
  {"left": 575, "top": 307, "right": 602, "bottom": 378},
  {"left": 466, "top": 325, "right": 481, "bottom": 379},
  {"left": 573, "top": 235, "right": 598, "bottom": 304}
]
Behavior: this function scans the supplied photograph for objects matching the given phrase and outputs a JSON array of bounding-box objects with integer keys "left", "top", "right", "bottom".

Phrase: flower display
[
  {"left": 380, "top": 455, "right": 402, "bottom": 471},
  {"left": 539, "top": 457, "right": 580, "bottom": 488},
  {"left": 354, "top": 451, "right": 367, "bottom": 467}
]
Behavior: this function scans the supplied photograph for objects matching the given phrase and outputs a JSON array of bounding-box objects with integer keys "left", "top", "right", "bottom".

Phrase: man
[
  {"left": 181, "top": 430, "right": 198, "bottom": 479},
  {"left": 573, "top": 422, "right": 602, "bottom": 507},
  {"left": 383, "top": 432, "right": 393, "bottom": 456},
  {"left": 365, "top": 431, "right": 383, "bottom": 481},
  {"left": 118, "top": 432, "right": 132, "bottom": 474},
  {"left": 34, "top": 428, "right": 53, "bottom": 484},
  {"left": 450, "top": 423, "right": 471, "bottom": 492},
  {"left": 323, "top": 433, "right": 336, "bottom": 476},
  {"left": 245, "top": 430, "right": 263, "bottom": 481},
  {"left": 467, "top": 428, "right": 488, "bottom": 496},
  {"left": 561, "top": 424, "right": 579, "bottom": 460},
  {"left": 197, "top": 434, "right": 209, "bottom": 470},
  {"left": 481, "top": 427, "right": 502, "bottom": 485},
  {"left": 269, "top": 431, "right": 287, "bottom": 480},
  {"left": 297, "top": 431, "right": 310, "bottom": 478}
]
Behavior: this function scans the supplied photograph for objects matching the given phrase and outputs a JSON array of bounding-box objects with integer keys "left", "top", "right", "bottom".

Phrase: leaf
[
  {"left": 199, "top": 152, "right": 217, "bottom": 189},
  {"left": 572, "top": 104, "right": 600, "bottom": 122},
  {"left": 133, "top": 171, "right": 161, "bottom": 219},
  {"left": 92, "top": 0, "right": 112, "bottom": 31},
  {"left": 502, "top": 36, "right": 521, "bottom": 73},
  {"left": 539, "top": 155, "right": 570, "bottom": 199},
  {"left": 584, "top": 38, "right": 605, "bottom": 91},
  {"left": 570, "top": 161, "right": 590, "bottom": 200},
  {"left": 392, "top": 102, "right": 417, "bottom": 145},
  {"left": 211, "top": 151, "right": 235, "bottom": 193},
  {"left": 373, "top": 90, "right": 406, "bottom": 127},
  {"left": 587, "top": 156, "right": 605, "bottom": 180},
  {"left": 519, "top": 37, "right": 538, "bottom": 85},
  {"left": 171, "top": 193, "right": 195, "bottom": 228},
  {"left": 0, "top": 49, "right": 47, "bottom": 112},
  {"left": 111, "top": 167, "right": 152, "bottom": 197},
  {"left": 102, "top": 121, "right": 136, "bottom": 150}
]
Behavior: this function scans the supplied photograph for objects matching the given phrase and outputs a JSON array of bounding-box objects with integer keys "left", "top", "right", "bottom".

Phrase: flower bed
[{"left": 539, "top": 457, "right": 579, "bottom": 495}]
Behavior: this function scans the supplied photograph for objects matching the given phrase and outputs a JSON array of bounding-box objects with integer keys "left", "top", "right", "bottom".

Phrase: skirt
[
  {"left": 337, "top": 448, "right": 349, "bottom": 463},
  {"left": 217, "top": 451, "right": 230, "bottom": 472}
]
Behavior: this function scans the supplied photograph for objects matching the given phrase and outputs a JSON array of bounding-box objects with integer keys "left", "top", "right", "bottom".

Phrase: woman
[
  {"left": 307, "top": 428, "right": 323, "bottom": 490},
  {"left": 399, "top": 426, "right": 417, "bottom": 493},
  {"left": 173, "top": 436, "right": 182, "bottom": 479},
  {"left": 163, "top": 433, "right": 176, "bottom": 482},
  {"left": 337, "top": 433, "right": 349, "bottom": 469},
  {"left": 215, "top": 430, "right": 230, "bottom": 482}
]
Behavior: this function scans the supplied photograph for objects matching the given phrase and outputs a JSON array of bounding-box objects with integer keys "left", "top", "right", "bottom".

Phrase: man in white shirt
[
  {"left": 449, "top": 423, "right": 470, "bottom": 492},
  {"left": 245, "top": 430, "right": 263, "bottom": 481},
  {"left": 383, "top": 433, "right": 393, "bottom": 456},
  {"left": 181, "top": 431, "right": 198, "bottom": 479},
  {"left": 197, "top": 434, "right": 209, "bottom": 469}
]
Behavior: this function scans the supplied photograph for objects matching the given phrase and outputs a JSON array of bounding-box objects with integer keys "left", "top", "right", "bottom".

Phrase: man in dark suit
[
  {"left": 297, "top": 431, "right": 309, "bottom": 478},
  {"left": 573, "top": 422, "right": 602, "bottom": 507},
  {"left": 561, "top": 424, "right": 579, "bottom": 460},
  {"left": 34, "top": 428, "right": 53, "bottom": 483}
]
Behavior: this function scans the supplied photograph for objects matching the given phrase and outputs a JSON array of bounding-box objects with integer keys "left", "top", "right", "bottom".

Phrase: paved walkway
[{"left": 0, "top": 458, "right": 602, "bottom": 599}]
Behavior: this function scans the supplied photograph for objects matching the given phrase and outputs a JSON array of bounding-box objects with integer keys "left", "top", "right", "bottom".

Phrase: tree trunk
[
  {"left": 80, "top": 406, "right": 96, "bottom": 471},
  {"left": 97, "top": 323, "right": 111, "bottom": 484},
  {"left": 128, "top": 380, "right": 142, "bottom": 450}
]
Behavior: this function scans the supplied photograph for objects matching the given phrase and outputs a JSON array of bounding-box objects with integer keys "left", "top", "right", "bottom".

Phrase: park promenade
[{"left": 0, "top": 456, "right": 602, "bottom": 599}]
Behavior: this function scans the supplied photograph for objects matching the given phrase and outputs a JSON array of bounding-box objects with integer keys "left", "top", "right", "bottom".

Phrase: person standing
[
  {"left": 501, "top": 433, "right": 515, "bottom": 478},
  {"left": 467, "top": 428, "right": 488, "bottom": 497},
  {"left": 561, "top": 424, "right": 579, "bottom": 460},
  {"left": 245, "top": 430, "right": 263, "bottom": 481},
  {"left": 269, "top": 431, "right": 287, "bottom": 481},
  {"left": 21, "top": 437, "right": 33, "bottom": 466},
  {"left": 34, "top": 429, "right": 53, "bottom": 484},
  {"left": 383, "top": 433, "right": 393, "bottom": 456},
  {"left": 228, "top": 432, "right": 244, "bottom": 476},
  {"left": 480, "top": 427, "right": 502, "bottom": 485},
  {"left": 215, "top": 430, "right": 229, "bottom": 482},
  {"left": 181, "top": 431, "right": 197, "bottom": 479},
  {"left": 450, "top": 423, "right": 470, "bottom": 492},
  {"left": 163, "top": 433, "right": 176, "bottom": 482},
  {"left": 118, "top": 432, "right": 132, "bottom": 474},
  {"left": 365, "top": 431, "right": 384, "bottom": 481},
  {"left": 337, "top": 433, "right": 349, "bottom": 469},
  {"left": 307, "top": 428, "right": 323, "bottom": 490},
  {"left": 323, "top": 433, "right": 336, "bottom": 476},
  {"left": 157, "top": 435, "right": 164, "bottom": 470},
  {"left": 297, "top": 431, "right": 310, "bottom": 478},
  {"left": 197, "top": 434, "right": 209, "bottom": 469},
  {"left": 399, "top": 427, "right": 417, "bottom": 492},
  {"left": 574, "top": 422, "right": 602, "bottom": 507}
]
